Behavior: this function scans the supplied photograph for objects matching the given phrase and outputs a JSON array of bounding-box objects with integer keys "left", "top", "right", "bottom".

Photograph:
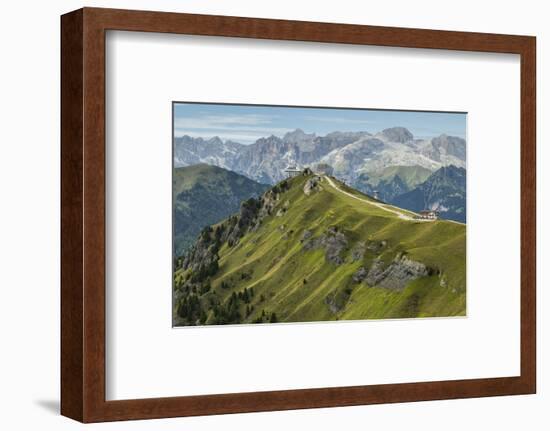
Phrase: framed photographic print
[
  {"left": 61, "top": 7, "right": 536, "bottom": 422},
  {"left": 171, "top": 102, "right": 468, "bottom": 327}
]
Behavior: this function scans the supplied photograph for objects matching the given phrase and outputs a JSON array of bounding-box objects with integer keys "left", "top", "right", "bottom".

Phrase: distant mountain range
[
  {"left": 174, "top": 127, "right": 467, "bottom": 225},
  {"left": 174, "top": 127, "right": 466, "bottom": 185},
  {"left": 354, "top": 165, "right": 466, "bottom": 223},
  {"left": 173, "top": 164, "right": 269, "bottom": 256},
  {"left": 393, "top": 165, "right": 466, "bottom": 223},
  {"left": 353, "top": 165, "right": 433, "bottom": 202}
]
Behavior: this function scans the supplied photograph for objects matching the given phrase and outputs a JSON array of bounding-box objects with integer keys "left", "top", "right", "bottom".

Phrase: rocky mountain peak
[
  {"left": 380, "top": 127, "right": 414, "bottom": 143},
  {"left": 283, "top": 128, "right": 316, "bottom": 143},
  {"left": 174, "top": 126, "right": 465, "bottom": 184},
  {"left": 430, "top": 134, "right": 466, "bottom": 160},
  {"left": 208, "top": 136, "right": 223, "bottom": 143}
]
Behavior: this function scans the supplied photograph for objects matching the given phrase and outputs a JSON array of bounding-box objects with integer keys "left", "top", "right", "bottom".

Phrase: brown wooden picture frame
[{"left": 61, "top": 7, "right": 536, "bottom": 423}]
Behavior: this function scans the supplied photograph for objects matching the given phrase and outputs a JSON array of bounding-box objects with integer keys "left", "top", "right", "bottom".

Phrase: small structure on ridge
[
  {"left": 417, "top": 210, "right": 439, "bottom": 220},
  {"left": 284, "top": 165, "right": 301, "bottom": 178}
]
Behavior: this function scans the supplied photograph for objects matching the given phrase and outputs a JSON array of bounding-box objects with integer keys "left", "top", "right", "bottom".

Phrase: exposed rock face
[
  {"left": 256, "top": 188, "right": 280, "bottom": 220},
  {"left": 224, "top": 197, "right": 263, "bottom": 246},
  {"left": 302, "top": 237, "right": 318, "bottom": 251},
  {"left": 352, "top": 266, "right": 368, "bottom": 283},
  {"left": 301, "top": 230, "right": 313, "bottom": 241},
  {"left": 303, "top": 176, "right": 320, "bottom": 195},
  {"left": 283, "top": 128, "right": 316, "bottom": 147},
  {"left": 182, "top": 230, "right": 219, "bottom": 275},
  {"left": 323, "top": 231, "right": 348, "bottom": 265},
  {"left": 173, "top": 128, "right": 465, "bottom": 185},
  {"left": 366, "top": 240, "right": 387, "bottom": 254},
  {"left": 365, "top": 255, "right": 429, "bottom": 290},
  {"left": 422, "top": 134, "right": 466, "bottom": 161},
  {"left": 365, "top": 259, "right": 386, "bottom": 286},
  {"left": 180, "top": 178, "right": 294, "bottom": 280},
  {"left": 351, "top": 242, "right": 366, "bottom": 261},
  {"left": 234, "top": 135, "right": 296, "bottom": 184},
  {"left": 379, "top": 127, "right": 414, "bottom": 143},
  {"left": 173, "top": 136, "right": 244, "bottom": 169},
  {"left": 324, "top": 296, "right": 342, "bottom": 314},
  {"left": 182, "top": 187, "right": 274, "bottom": 277},
  {"left": 319, "top": 138, "right": 385, "bottom": 182},
  {"left": 302, "top": 226, "right": 348, "bottom": 265},
  {"left": 276, "top": 208, "right": 286, "bottom": 217}
]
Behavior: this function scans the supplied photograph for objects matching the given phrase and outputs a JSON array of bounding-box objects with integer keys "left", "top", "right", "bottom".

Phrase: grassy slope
[{"left": 175, "top": 173, "right": 466, "bottom": 324}]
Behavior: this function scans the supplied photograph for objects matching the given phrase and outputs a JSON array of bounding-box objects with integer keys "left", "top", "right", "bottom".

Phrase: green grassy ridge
[
  {"left": 174, "top": 172, "right": 466, "bottom": 325},
  {"left": 174, "top": 163, "right": 267, "bottom": 195},
  {"left": 173, "top": 164, "right": 269, "bottom": 255}
]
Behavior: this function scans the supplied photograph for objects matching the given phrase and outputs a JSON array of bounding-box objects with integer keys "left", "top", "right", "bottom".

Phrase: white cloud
[
  {"left": 173, "top": 113, "right": 295, "bottom": 144},
  {"left": 174, "top": 113, "right": 277, "bottom": 129},
  {"left": 174, "top": 128, "right": 294, "bottom": 145}
]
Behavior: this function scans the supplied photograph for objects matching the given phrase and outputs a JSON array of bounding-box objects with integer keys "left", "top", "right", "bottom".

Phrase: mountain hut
[
  {"left": 418, "top": 210, "right": 439, "bottom": 220},
  {"left": 284, "top": 166, "right": 301, "bottom": 178}
]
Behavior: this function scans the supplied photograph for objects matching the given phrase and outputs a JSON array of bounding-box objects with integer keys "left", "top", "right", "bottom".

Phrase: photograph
[{"left": 172, "top": 103, "right": 467, "bottom": 326}]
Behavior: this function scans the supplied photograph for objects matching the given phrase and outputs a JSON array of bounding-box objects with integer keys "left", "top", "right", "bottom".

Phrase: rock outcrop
[
  {"left": 302, "top": 226, "right": 348, "bottom": 265},
  {"left": 181, "top": 185, "right": 279, "bottom": 279},
  {"left": 352, "top": 266, "right": 368, "bottom": 283},
  {"left": 323, "top": 231, "right": 348, "bottom": 265},
  {"left": 303, "top": 176, "right": 321, "bottom": 195},
  {"left": 379, "top": 127, "right": 414, "bottom": 143},
  {"left": 181, "top": 229, "right": 219, "bottom": 275},
  {"left": 351, "top": 242, "right": 366, "bottom": 261},
  {"left": 324, "top": 295, "right": 342, "bottom": 314},
  {"left": 365, "top": 254, "right": 429, "bottom": 290},
  {"left": 366, "top": 240, "right": 387, "bottom": 253}
]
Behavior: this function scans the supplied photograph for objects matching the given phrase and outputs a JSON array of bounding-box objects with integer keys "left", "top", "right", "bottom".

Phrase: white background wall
[{"left": 0, "top": 0, "right": 547, "bottom": 429}]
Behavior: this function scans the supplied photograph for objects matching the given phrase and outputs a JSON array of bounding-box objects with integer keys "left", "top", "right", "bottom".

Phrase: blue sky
[{"left": 173, "top": 102, "right": 466, "bottom": 145}]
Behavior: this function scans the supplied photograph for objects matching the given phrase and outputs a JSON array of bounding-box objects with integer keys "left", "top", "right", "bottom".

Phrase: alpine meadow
[{"left": 172, "top": 103, "right": 467, "bottom": 326}]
